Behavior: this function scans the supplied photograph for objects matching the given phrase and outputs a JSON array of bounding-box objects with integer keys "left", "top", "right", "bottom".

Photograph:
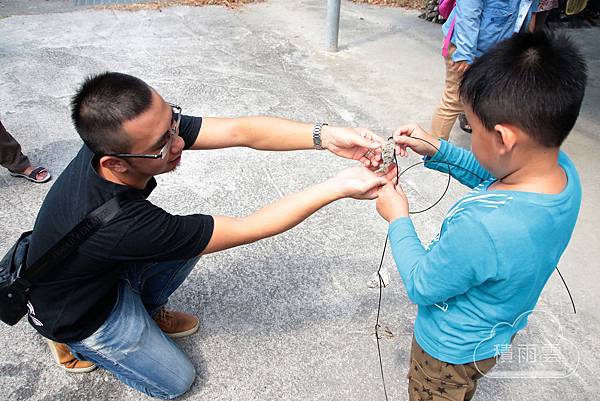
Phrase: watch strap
[{"left": 312, "top": 122, "right": 328, "bottom": 150}]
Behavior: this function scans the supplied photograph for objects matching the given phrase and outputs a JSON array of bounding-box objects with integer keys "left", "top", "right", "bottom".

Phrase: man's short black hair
[
  {"left": 71, "top": 72, "right": 153, "bottom": 155},
  {"left": 459, "top": 31, "right": 587, "bottom": 148}
]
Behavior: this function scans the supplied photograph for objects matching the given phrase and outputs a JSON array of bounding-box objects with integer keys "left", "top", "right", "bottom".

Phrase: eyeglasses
[{"left": 109, "top": 103, "right": 182, "bottom": 159}]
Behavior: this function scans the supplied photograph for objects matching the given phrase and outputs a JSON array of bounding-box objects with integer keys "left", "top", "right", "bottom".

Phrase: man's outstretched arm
[
  {"left": 192, "top": 116, "right": 384, "bottom": 167},
  {"left": 200, "top": 166, "right": 390, "bottom": 255}
]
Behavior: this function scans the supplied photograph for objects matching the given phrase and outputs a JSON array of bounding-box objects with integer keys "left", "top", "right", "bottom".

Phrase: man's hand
[
  {"left": 328, "top": 166, "right": 388, "bottom": 200},
  {"left": 376, "top": 182, "right": 409, "bottom": 222},
  {"left": 393, "top": 123, "right": 441, "bottom": 158},
  {"left": 451, "top": 60, "right": 470, "bottom": 74},
  {"left": 321, "top": 126, "right": 385, "bottom": 168}
]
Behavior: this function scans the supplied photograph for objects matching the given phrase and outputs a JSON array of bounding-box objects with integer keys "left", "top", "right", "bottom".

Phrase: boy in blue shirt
[{"left": 376, "top": 31, "right": 586, "bottom": 401}]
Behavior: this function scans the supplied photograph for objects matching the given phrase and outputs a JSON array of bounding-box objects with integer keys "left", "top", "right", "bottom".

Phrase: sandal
[
  {"left": 459, "top": 113, "right": 472, "bottom": 134},
  {"left": 9, "top": 166, "right": 51, "bottom": 183}
]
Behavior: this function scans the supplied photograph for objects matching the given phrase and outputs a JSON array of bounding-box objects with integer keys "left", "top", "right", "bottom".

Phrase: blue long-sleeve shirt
[
  {"left": 388, "top": 140, "right": 581, "bottom": 363},
  {"left": 443, "top": 0, "right": 539, "bottom": 64}
]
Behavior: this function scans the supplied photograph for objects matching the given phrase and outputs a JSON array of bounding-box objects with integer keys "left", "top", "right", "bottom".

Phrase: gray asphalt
[{"left": 1, "top": 1, "right": 599, "bottom": 400}]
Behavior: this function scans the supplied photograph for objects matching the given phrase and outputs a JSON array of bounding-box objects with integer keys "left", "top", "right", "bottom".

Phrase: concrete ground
[{"left": 0, "top": 1, "right": 599, "bottom": 400}]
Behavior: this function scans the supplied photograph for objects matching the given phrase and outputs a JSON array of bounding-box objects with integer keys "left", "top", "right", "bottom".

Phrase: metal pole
[{"left": 326, "top": 0, "right": 341, "bottom": 52}]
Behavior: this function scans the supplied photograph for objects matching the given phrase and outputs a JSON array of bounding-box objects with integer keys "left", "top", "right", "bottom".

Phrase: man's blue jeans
[{"left": 67, "top": 257, "right": 201, "bottom": 400}]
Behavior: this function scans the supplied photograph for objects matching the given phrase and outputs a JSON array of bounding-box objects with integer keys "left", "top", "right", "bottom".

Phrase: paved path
[{"left": 0, "top": 1, "right": 599, "bottom": 400}]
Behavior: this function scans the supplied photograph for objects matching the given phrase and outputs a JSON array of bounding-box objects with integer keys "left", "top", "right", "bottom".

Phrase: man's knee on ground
[{"left": 149, "top": 363, "right": 196, "bottom": 400}]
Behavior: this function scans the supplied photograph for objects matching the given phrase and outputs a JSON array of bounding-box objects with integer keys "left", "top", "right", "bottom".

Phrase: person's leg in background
[
  {"left": 0, "top": 119, "right": 50, "bottom": 182},
  {"left": 0, "top": 119, "right": 31, "bottom": 173},
  {"left": 431, "top": 45, "right": 465, "bottom": 141}
]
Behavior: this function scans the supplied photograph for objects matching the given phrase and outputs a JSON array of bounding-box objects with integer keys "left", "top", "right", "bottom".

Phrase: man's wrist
[
  {"left": 321, "top": 178, "right": 349, "bottom": 200},
  {"left": 312, "top": 122, "right": 328, "bottom": 150}
]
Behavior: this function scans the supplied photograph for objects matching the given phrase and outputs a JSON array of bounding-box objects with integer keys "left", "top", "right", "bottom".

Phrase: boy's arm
[
  {"left": 387, "top": 216, "right": 498, "bottom": 306},
  {"left": 200, "top": 166, "right": 387, "bottom": 255},
  {"left": 424, "top": 139, "right": 494, "bottom": 188},
  {"left": 190, "top": 116, "right": 384, "bottom": 167},
  {"left": 376, "top": 182, "right": 498, "bottom": 306},
  {"left": 393, "top": 124, "right": 494, "bottom": 189}
]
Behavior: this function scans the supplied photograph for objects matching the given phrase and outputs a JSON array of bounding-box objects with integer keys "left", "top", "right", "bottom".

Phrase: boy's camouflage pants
[{"left": 407, "top": 336, "right": 497, "bottom": 401}]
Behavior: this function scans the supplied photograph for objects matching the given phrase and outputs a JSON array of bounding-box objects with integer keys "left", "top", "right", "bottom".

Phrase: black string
[
  {"left": 374, "top": 137, "right": 482, "bottom": 400},
  {"left": 555, "top": 266, "right": 577, "bottom": 314},
  {"left": 374, "top": 235, "right": 389, "bottom": 401},
  {"left": 374, "top": 137, "right": 461, "bottom": 401},
  {"left": 371, "top": 136, "right": 576, "bottom": 400}
]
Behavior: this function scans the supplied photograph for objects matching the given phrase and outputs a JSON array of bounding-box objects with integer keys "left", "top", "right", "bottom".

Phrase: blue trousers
[{"left": 67, "top": 257, "right": 200, "bottom": 399}]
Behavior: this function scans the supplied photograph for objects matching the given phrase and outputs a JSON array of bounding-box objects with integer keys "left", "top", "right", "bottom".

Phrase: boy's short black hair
[
  {"left": 71, "top": 72, "right": 153, "bottom": 155},
  {"left": 459, "top": 31, "right": 587, "bottom": 148}
]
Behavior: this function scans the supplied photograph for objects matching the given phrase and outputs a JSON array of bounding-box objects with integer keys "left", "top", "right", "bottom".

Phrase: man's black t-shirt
[{"left": 27, "top": 116, "right": 214, "bottom": 342}]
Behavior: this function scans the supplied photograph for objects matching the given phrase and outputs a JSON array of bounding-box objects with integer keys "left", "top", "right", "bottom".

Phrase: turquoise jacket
[{"left": 388, "top": 140, "right": 581, "bottom": 363}]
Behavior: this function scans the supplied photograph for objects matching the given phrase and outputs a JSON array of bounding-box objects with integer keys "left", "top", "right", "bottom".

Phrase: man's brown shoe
[
  {"left": 47, "top": 340, "right": 97, "bottom": 373},
  {"left": 153, "top": 307, "right": 199, "bottom": 339}
]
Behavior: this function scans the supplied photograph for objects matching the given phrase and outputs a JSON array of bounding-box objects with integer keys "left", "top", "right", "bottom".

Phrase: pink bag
[
  {"left": 439, "top": 0, "right": 457, "bottom": 57},
  {"left": 442, "top": 18, "right": 456, "bottom": 57},
  {"left": 439, "top": 0, "right": 456, "bottom": 19}
]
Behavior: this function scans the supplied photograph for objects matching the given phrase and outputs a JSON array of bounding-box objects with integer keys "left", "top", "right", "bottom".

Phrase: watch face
[{"left": 313, "top": 125, "right": 322, "bottom": 149}]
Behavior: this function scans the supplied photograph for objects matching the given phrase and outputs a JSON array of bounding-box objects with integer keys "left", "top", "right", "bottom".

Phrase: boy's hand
[
  {"left": 392, "top": 124, "right": 440, "bottom": 158},
  {"left": 329, "top": 166, "right": 387, "bottom": 200},
  {"left": 376, "top": 182, "right": 409, "bottom": 222},
  {"left": 321, "top": 126, "right": 385, "bottom": 168}
]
